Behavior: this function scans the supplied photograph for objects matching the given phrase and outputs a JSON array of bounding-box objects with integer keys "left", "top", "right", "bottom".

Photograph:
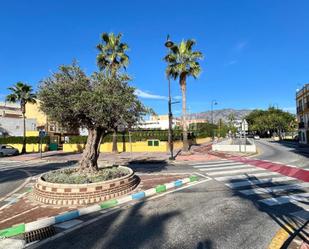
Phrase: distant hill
[{"left": 187, "top": 109, "right": 252, "bottom": 123}]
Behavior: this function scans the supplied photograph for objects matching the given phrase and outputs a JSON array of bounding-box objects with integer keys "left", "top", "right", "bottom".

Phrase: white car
[
  {"left": 0, "top": 144, "right": 19, "bottom": 156},
  {"left": 254, "top": 135, "right": 260, "bottom": 140}
]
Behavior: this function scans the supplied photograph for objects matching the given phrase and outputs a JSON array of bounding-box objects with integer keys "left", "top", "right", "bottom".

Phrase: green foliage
[
  {"left": 43, "top": 166, "right": 130, "bottom": 184},
  {"left": 164, "top": 39, "right": 203, "bottom": 80},
  {"left": 96, "top": 32, "right": 129, "bottom": 75},
  {"left": 68, "top": 130, "right": 195, "bottom": 143},
  {"left": 245, "top": 107, "right": 296, "bottom": 136},
  {"left": 6, "top": 82, "right": 36, "bottom": 113},
  {"left": 0, "top": 136, "right": 50, "bottom": 144},
  {"left": 38, "top": 63, "right": 149, "bottom": 132}
]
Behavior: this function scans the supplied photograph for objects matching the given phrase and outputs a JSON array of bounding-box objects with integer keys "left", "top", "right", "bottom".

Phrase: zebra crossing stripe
[
  {"left": 258, "top": 193, "right": 309, "bottom": 206},
  {"left": 225, "top": 176, "right": 295, "bottom": 188},
  {"left": 207, "top": 168, "right": 266, "bottom": 176},
  {"left": 214, "top": 172, "right": 280, "bottom": 181},
  {"left": 193, "top": 162, "right": 246, "bottom": 169},
  {"left": 238, "top": 182, "right": 309, "bottom": 196},
  {"left": 199, "top": 165, "right": 253, "bottom": 172},
  {"left": 191, "top": 160, "right": 234, "bottom": 166},
  {"left": 290, "top": 209, "right": 309, "bottom": 221}
]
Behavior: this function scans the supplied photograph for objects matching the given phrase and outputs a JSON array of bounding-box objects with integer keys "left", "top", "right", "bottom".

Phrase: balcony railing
[{"left": 298, "top": 122, "right": 305, "bottom": 129}]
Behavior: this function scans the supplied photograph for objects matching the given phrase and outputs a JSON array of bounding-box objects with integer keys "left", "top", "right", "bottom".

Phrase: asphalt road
[
  {"left": 33, "top": 179, "right": 280, "bottom": 249},
  {"left": 0, "top": 160, "right": 75, "bottom": 203},
  {"left": 254, "top": 140, "right": 309, "bottom": 168}
]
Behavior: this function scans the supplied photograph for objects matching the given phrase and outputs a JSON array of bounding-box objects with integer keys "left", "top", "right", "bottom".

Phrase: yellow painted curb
[{"left": 268, "top": 225, "right": 293, "bottom": 249}]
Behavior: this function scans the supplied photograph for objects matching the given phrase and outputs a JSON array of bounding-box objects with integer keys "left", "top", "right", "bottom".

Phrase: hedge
[
  {"left": 68, "top": 130, "right": 197, "bottom": 144},
  {"left": 0, "top": 136, "right": 50, "bottom": 144}
]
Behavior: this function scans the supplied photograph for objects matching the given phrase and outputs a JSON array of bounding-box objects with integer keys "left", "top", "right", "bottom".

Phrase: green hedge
[
  {"left": 68, "top": 130, "right": 196, "bottom": 144},
  {"left": 0, "top": 136, "right": 50, "bottom": 144}
]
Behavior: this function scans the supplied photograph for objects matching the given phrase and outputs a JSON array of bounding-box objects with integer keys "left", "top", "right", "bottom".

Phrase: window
[{"left": 147, "top": 139, "right": 160, "bottom": 146}]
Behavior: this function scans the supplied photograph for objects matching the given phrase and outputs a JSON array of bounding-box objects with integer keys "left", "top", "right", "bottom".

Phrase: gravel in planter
[{"left": 42, "top": 166, "right": 130, "bottom": 184}]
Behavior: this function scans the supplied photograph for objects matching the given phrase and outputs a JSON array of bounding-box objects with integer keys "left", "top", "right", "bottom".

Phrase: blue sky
[{"left": 1, "top": 0, "right": 309, "bottom": 115}]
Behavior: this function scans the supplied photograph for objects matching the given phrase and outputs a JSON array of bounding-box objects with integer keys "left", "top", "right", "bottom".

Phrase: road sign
[
  {"left": 39, "top": 130, "right": 46, "bottom": 138},
  {"left": 241, "top": 119, "right": 248, "bottom": 131}
]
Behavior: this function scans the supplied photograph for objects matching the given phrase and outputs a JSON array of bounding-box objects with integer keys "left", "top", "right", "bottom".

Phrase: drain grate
[{"left": 24, "top": 226, "right": 56, "bottom": 243}]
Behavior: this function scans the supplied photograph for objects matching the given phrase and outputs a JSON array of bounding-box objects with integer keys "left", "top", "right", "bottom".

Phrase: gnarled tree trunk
[
  {"left": 112, "top": 128, "right": 118, "bottom": 153},
  {"left": 180, "top": 74, "right": 189, "bottom": 152},
  {"left": 79, "top": 127, "right": 104, "bottom": 172}
]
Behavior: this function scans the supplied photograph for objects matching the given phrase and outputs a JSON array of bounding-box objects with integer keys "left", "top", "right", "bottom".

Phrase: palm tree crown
[
  {"left": 164, "top": 39, "right": 203, "bottom": 82},
  {"left": 96, "top": 32, "right": 129, "bottom": 75},
  {"left": 6, "top": 82, "right": 36, "bottom": 113}
]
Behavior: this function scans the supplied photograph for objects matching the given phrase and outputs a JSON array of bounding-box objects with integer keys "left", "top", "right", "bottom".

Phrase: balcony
[{"left": 298, "top": 122, "right": 305, "bottom": 129}]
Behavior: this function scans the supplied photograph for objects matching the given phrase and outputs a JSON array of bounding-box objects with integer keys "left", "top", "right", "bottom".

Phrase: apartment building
[{"left": 296, "top": 83, "right": 309, "bottom": 144}]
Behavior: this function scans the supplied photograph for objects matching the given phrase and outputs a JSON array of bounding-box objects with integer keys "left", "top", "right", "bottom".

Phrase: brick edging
[{"left": 0, "top": 175, "right": 199, "bottom": 238}]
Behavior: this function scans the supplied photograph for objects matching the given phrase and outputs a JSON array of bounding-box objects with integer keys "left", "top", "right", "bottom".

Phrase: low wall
[
  {"left": 212, "top": 139, "right": 256, "bottom": 153},
  {"left": 8, "top": 144, "right": 48, "bottom": 153},
  {"left": 63, "top": 141, "right": 168, "bottom": 153},
  {"left": 33, "top": 166, "right": 139, "bottom": 206}
]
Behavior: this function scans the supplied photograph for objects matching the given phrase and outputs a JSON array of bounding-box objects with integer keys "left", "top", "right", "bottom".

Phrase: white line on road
[
  {"left": 225, "top": 176, "right": 295, "bottom": 188},
  {"left": 198, "top": 165, "right": 253, "bottom": 172},
  {"left": 258, "top": 193, "right": 309, "bottom": 206},
  {"left": 238, "top": 182, "right": 309, "bottom": 196},
  {"left": 214, "top": 172, "right": 280, "bottom": 182},
  {"left": 207, "top": 168, "right": 266, "bottom": 176},
  {"left": 193, "top": 162, "right": 245, "bottom": 169}
]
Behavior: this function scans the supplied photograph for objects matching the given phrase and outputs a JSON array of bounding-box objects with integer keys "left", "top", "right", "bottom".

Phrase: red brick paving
[{"left": 0, "top": 173, "right": 190, "bottom": 230}]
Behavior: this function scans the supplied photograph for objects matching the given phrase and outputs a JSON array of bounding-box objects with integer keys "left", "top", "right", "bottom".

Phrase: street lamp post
[
  {"left": 165, "top": 35, "right": 175, "bottom": 160},
  {"left": 211, "top": 100, "right": 218, "bottom": 141}
]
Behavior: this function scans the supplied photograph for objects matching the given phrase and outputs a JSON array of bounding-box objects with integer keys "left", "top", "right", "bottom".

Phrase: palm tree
[
  {"left": 6, "top": 82, "right": 36, "bottom": 154},
  {"left": 164, "top": 39, "right": 203, "bottom": 151},
  {"left": 96, "top": 32, "right": 130, "bottom": 153}
]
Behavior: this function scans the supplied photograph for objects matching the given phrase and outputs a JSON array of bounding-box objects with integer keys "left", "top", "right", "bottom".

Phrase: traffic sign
[
  {"left": 241, "top": 119, "right": 248, "bottom": 131},
  {"left": 39, "top": 130, "right": 46, "bottom": 138}
]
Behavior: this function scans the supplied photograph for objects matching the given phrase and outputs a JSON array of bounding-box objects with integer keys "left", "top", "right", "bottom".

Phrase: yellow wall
[
  {"left": 63, "top": 141, "right": 168, "bottom": 153},
  {"left": 26, "top": 131, "right": 39, "bottom": 137},
  {"left": 9, "top": 144, "right": 48, "bottom": 153},
  {"left": 63, "top": 138, "right": 211, "bottom": 153},
  {"left": 26, "top": 102, "right": 47, "bottom": 127}
]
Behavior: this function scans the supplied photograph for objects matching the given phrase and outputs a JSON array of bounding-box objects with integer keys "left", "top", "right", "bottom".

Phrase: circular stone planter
[{"left": 33, "top": 166, "right": 139, "bottom": 206}]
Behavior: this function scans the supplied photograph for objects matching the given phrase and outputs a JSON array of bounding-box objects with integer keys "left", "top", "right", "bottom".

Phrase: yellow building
[
  {"left": 296, "top": 83, "right": 309, "bottom": 144},
  {"left": 25, "top": 102, "right": 79, "bottom": 144}
]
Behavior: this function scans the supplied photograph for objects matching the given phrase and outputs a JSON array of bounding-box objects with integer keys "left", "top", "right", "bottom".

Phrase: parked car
[
  {"left": 0, "top": 144, "right": 19, "bottom": 156},
  {"left": 254, "top": 135, "right": 260, "bottom": 140}
]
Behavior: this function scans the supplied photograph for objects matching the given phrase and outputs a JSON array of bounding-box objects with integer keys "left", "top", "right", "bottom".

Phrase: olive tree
[{"left": 38, "top": 63, "right": 148, "bottom": 172}]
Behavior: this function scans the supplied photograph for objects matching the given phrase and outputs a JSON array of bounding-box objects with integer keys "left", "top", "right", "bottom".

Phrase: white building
[{"left": 136, "top": 115, "right": 181, "bottom": 130}]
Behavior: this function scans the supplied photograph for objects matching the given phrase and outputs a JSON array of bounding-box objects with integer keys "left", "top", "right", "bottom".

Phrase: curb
[{"left": 0, "top": 175, "right": 199, "bottom": 239}]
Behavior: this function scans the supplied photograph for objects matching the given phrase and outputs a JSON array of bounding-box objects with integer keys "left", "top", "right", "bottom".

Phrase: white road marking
[
  {"left": 193, "top": 162, "right": 246, "bottom": 169},
  {"left": 214, "top": 172, "right": 280, "bottom": 181},
  {"left": 199, "top": 165, "right": 253, "bottom": 172},
  {"left": 225, "top": 176, "right": 295, "bottom": 188},
  {"left": 258, "top": 193, "right": 309, "bottom": 206},
  {"left": 207, "top": 168, "right": 266, "bottom": 176}
]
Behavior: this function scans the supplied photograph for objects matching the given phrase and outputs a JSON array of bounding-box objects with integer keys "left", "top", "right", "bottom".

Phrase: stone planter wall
[{"left": 33, "top": 166, "right": 139, "bottom": 206}]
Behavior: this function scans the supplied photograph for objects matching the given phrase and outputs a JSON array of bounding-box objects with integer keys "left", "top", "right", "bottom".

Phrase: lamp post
[
  {"left": 165, "top": 35, "right": 175, "bottom": 160},
  {"left": 211, "top": 100, "right": 218, "bottom": 141}
]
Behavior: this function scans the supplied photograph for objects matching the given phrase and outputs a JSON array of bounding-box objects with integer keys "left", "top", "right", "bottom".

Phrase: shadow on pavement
[
  {"left": 228, "top": 175, "right": 309, "bottom": 248},
  {"left": 127, "top": 159, "right": 168, "bottom": 173},
  {"left": 37, "top": 201, "right": 180, "bottom": 249},
  {"left": 269, "top": 140, "right": 309, "bottom": 158}
]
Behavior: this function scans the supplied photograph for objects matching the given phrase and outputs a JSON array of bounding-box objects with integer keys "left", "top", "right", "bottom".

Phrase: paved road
[
  {"left": 0, "top": 160, "right": 75, "bottom": 203},
  {"left": 33, "top": 178, "right": 281, "bottom": 249},
  {"left": 33, "top": 159, "right": 309, "bottom": 248},
  {"left": 254, "top": 140, "right": 309, "bottom": 168}
]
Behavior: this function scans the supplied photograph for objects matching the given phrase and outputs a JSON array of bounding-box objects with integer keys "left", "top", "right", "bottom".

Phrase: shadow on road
[
  {"left": 269, "top": 140, "right": 309, "bottom": 158},
  {"left": 38, "top": 200, "right": 180, "bottom": 249},
  {"left": 228, "top": 175, "right": 309, "bottom": 248},
  {"left": 127, "top": 159, "right": 168, "bottom": 173}
]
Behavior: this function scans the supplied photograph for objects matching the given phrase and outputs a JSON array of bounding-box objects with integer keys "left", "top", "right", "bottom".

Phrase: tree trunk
[
  {"left": 180, "top": 75, "right": 189, "bottom": 152},
  {"left": 79, "top": 127, "right": 104, "bottom": 172},
  {"left": 112, "top": 128, "right": 118, "bottom": 153},
  {"left": 21, "top": 102, "right": 26, "bottom": 154},
  {"left": 22, "top": 113, "right": 26, "bottom": 154},
  {"left": 122, "top": 131, "right": 126, "bottom": 152}
]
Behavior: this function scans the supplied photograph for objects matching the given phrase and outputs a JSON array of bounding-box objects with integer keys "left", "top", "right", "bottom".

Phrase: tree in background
[
  {"left": 245, "top": 107, "right": 296, "bottom": 139},
  {"left": 6, "top": 82, "right": 36, "bottom": 154},
  {"left": 96, "top": 32, "right": 130, "bottom": 153},
  {"left": 38, "top": 63, "right": 148, "bottom": 172},
  {"left": 165, "top": 39, "right": 203, "bottom": 151}
]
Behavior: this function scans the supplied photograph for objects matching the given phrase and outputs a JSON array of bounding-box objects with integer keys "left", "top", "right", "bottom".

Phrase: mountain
[{"left": 187, "top": 109, "right": 252, "bottom": 123}]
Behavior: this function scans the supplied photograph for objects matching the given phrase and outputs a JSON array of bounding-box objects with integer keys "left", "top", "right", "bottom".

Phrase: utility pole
[
  {"left": 211, "top": 100, "right": 218, "bottom": 141},
  {"left": 165, "top": 35, "right": 175, "bottom": 160}
]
